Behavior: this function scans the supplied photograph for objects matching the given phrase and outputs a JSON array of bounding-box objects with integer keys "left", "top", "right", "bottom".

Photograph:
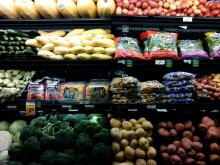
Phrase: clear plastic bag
[
  {"left": 165, "top": 85, "right": 194, "bottom": 93},
  {"left": 139, "top": 80, "right": 164, "bottom": 93},
  {"left": 178, "top": 40, "right": 209, "bottom": 59},
  {"left": 163, "top": 72, "right": 196, "bottom": 81},
  {"left": 162, "top": 98, "right": 195, "bottom": 103},
  {"left": 205, "top": 32, "right": 220, "bottom": 58},
  {"left": 111, "top": 77, "right": 139, "bottom": 88},
  {"left": 163, "top": 80, "right": 195, "bottom": 87},
  {"left": 162, "top": 93, "right": 193, "bottom": 99}
]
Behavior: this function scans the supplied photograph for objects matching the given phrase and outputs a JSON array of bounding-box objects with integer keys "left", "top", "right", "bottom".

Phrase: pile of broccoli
[{"left": 8, "top": 114, "right": 111, "bottom": 165}]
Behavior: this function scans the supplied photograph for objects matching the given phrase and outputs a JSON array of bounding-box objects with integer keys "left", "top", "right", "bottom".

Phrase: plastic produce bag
[
  {"left": 162, "top": 93, "right": 193, "bottom": 99},
  {"left": 163, "top": 72, "right": 196, "bottom": 81},
  {"left": 114, "top": 37, "right": 145, "bottom": 59},
  {"left": 163, "top": 80, "right": 195, "bottom": 87},
  {"left": 161, "top": 98, "right": 195, "bottom": 103},
  {"left": 178, "top": 40, "right": 209, "bottom": 59},
  {"left": 141, "top": 31, "right": 178, "bottom": 59},
  {"left": 205, "top": 32, "right": 220, "bottom": 58},
  {"left": 165, "top": 85, "right": 194, "bottom": 93},
  {"left": 111, "top": 77, "right": 139, "bottom": 88},
  {"left": 139, "top": 80, "right": 164, "bottom": 93}
]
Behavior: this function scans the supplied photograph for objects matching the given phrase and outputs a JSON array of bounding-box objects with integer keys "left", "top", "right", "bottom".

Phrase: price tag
[
  {"left": 68, "top": 109, "right": 79, "bottom": 112},
  {"left": 128, "top": 109, "right": 138, "bottom": 112},
  {"left": 166, "top": 59, "right": 173, "bottom": 68},
  {"left": 85, "top": 104, "right": 95, "bottom": 110},
  {"left": 157, "top": 109, "right": 167, "bottom": 112},
  {"left": 26, "top": 101, "right": 36, "bottom": 116},
  {"left": 155, "top": 60, "right": 165, "bottom": 65},
  {"left": 192, "top": 59, "right": 200, "bottom": 67},
  {"left": 7, "top": 105, "right": 17, "bottom": 110},
  {"left": 62, "top": 105, "right": 72, "bottom": 110},
  {"left": 183, "top": 17, "right": 193, "bottom": 22},
  {"left": 122, "top": 25, "right": 129, "bottom": 33},
  {"left": 183, "top": 59, "right": 192, "bottom": 64},
  {"left": 147, "top": 104, "right": 157, "bottom": 110},
  {"left": 117, "top": 60, "right": 125, "bottom": 65},
  {"left": 126, "top": 60, "right": 133, "bottom": 68}
]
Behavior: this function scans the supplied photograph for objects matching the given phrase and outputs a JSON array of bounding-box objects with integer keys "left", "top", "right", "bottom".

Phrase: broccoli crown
[
  {"left": 40, "top": 150, "right": 57, "bottom": 165},
  {"left": 48, "top": 115, "right": 59, "bottom": 124},
  {"left": 63, "top": 114, "right": 88, "bottom": 127},
  {"left": 8, "top": 144, "right": 24, "bottom": 161},
  {"left": 23, "top": 136, "right": 40, "bottom": 153},
  {"left": 75, "top": 133, "right": 93, "bottom": 153},
  {"left": 39, "top": 135, "right": 56, "bottom": 151},
  {"left": 93, "top": 128, "right": 111, "bottom": 145},
  {"left": 55, "top": 129, "right": 76, "bottom": 150},
  {"left": 91, "top": 143, "right": 111, "bottom": 164},
  {"left": 74, "top": 120, "right": 101, "bottom": 136},
  {"left": 8, "top": 161, "right": 24, "bottom": 165},
  {"left": 55, "top": 152, "right": 75, "bottom": 165},
  {"left": 88, "top": 114, "right": 107, "bottom": 127},
  {"left": 30, "top": 117, "right": 49, "bottom": 130},
  {"left": 20, "top": 125, "right": 34, "bottom": 142}
]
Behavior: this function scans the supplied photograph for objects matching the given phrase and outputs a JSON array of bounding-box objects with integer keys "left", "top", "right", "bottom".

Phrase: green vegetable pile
[
  {"left": 8, "top": 114, "right": 111, "bottom": 165},
  {"left": 0, "top": 29, "right": 37, "bottom": 56}
]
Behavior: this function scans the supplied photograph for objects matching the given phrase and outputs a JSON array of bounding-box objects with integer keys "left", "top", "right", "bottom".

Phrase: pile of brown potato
[
  {"left": 194, "top": 74, "right": 220, "bottom": 101},
  {"left": 110, "top": 117, "right": 157, "bottom": 165},
  {"left": 199, "top": 116, "right": 220, "bottom": 164},
  {"left": 158, "top": 120, "right": 206, "bottom": 165}
]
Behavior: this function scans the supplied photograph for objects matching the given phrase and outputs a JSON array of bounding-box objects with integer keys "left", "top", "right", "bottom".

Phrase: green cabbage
[
  {"left": 9, "top": 120, "right": 27, "bottom": 135},
  {"left": 0, "top": 121, "right": 9, "bottom": 131}
]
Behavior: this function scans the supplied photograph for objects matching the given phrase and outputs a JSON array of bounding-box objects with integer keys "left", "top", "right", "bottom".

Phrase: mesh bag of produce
[
  {"left": 141, "top": 31, "right": 179, "bottom": 59},
  {"left": 178, "top": 40, "right": 209, "bottom": 59},
  {"left": 114, "top": 37, "right": 145, "bottom": 59},
  {"left": 206, "top": 32, "right": 220, "bottom": 58}
]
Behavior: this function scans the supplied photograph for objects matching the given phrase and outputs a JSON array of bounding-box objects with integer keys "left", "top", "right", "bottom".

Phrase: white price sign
[{"left": 183, "top": 17, "right": 193, "bottom": 22}]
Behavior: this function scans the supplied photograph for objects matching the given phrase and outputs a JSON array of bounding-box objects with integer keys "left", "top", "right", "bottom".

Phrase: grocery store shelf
[{"left": 0, "top": 18, "right": 111, "bottom": 30}]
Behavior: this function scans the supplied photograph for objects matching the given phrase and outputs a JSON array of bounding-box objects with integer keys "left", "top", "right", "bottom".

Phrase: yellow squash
[
  {"left": 0, "top": 0, "right": 20, "bottom": 19},
  {"left": 57, "top": 0, "right": 79, "bottom": 18}
]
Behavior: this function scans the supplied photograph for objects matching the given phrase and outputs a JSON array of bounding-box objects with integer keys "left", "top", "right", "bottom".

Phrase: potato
[
  {"left": 122, "top": 121, "right": 133, "bottom": 130},
  {"left": 209, "top": 154, "right": 220, "bottom": 163},
  {"left": 129, "top": 119, "right": 137, "bottom": 126},
  {"left": 138, "top": 137, "right": 149, "bottom": 150},
  {"left": 135, "top": 159, "right": 146, "bottom": 165},
  {"left": 145, "top": 130, "right": 153, "bottom": 137},
  {"left": 127, "top": 130, "right": 135, "bottom": 141},
  {"left": 170, "top": 129, "right": 177, "bottom": 137},
  {"left": 124, "top": 160, "right": 135, "bottom": 165},
  {"left": 124, "top": 146, "right": 135, "bottom": 160},
  {"left": 210, "top": 143, "right": 219, "bottom": 153},
  {"left": 183, "top": 131, "right": 193, "bottom": 140},
  {"left": 146, "top": 159, "right": 157, "bottom": 165},
  {"left": 175, "top": 123, "right": 185, "bottom": 133},
  {"left": 195, "top": 161, "right": 206, "bottom": 165},
  {"left": 181, "top": 138, "right": 192, "bottom": 151},
  {"left": 167, "top": 121, "right": 173, "bottom": 129},
  {"left": 135, "top": 148, "right": 145, "bottom": 158},
  {"left": 161, "top": 153, "right": 169, "bottom": 162},
  {"left": 111, "top": 128, "right": 122, "bottom": 141},
  {"left": 193, "top": 136, "right": 200, "bottom": 142},
  {"left": 142, "top": 121, "right": 153, "bottom": 130},
  {"left": 196, "top": 152, "right": 205, "bottom": 160},
  {"left": 170, "top": 155, "right": 182, "bottom": 165},
  {"left": 207, "top": 127, "right": 218, "bottom": 141},
  {"left": 159, "top": 122, "right": 167, "bottom": 129},
  {"left": 115, "top": 151, "right": 125, "bottom": 162},
  {"left": 173, "top": 141, "right": 181, "bottom": 148},
  {"left": 112, "top": 161, "right": 120, "bottom": 165},
  {"left": 191, "top": 126, "right": 196, "bottom": 133},
  {"left": 135, "top": 124, "right": 142, "bottom": 130},
  {"left": 146, "top": 137, "right": 153, "bottom": 145},
  {"left": 146, "top": 146, "right": 157, "bottom": 159},
  {"left": 130, "top": 139, "right": 138, "bottom": 149},
  {"left": 112, "top": 142, "right": 120, "bottom": 154},
  {"left": 137, "top": 117, "right": 147, "bottom": 124},
  {"left": 160, "top": 145, "right": 167, "bottom": 152},
  {"left": 135, "top": 128, "right": 145, "bottom": 138},
  {"left": 184, "top": 121, "right": 193, "bottom": 130},
  {"left": 121, "top": 129, "right": 128, "bottom": 139},
  {"left": 167, "top": 144, "right": 177, "bottom": 155},
  {"left": 192, "top": 142, "right": 203, "bottom": 152},
  {"left": 158, "top": 128, "right": 170, "bottom": 138},
  {"left": 120, "top": 139, "right": 129, "bottom": 148},
  {"left": 187, "top": 149, "right": 196, "bottom": 158},
  {"left": 177, "top": 147, "right": 186, "bottom": 159},
  {"left": 184, "top": 158, "right": 195, "bottom": 165},
  {"left": 110, "top": 118, "right": 121, "bottom": 128}
]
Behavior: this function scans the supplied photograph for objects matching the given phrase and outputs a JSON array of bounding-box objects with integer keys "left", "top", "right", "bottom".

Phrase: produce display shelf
[{"left": 0, "top": 18, "right": 111, "bottom": 29}]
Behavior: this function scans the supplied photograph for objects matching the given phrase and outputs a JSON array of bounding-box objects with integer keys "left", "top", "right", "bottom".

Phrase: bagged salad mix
[
  {"left": 205, "top": 32, "right": 220, "bottom": 58},
  {"left": 114, "top": 37, "right": 145, "bottom": 59},
  {"left": 141, "top": 31, "right": 179, "bottom": 59},
  {"left": 178, "top": 40, "right": 208, "bottom": 59}
]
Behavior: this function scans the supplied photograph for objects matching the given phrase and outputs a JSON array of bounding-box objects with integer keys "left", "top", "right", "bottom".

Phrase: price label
[
  {"left": 85, "top": 104, "right": 95, "bottom": 110},
  {"left": 166, "top": 59, "right": 173, "bottom": 68},
  {"left": 62, "top": 105, "right": 72, "bottom": 110},
  {"left": 128, "top": 109, "right": 138, "bottom": 112},
  {"left": 117, "top": 60, "right": 125, "bottom": 65},
  {"left": 122, "top": 25, "right": 129, "bottom": 33},
  {"left": 157, "top": 109, "right": 167, "bottom": 112},
  {"left": 155, "top": 60, "right": 165, "bottom": 65},
  {"left": 192, "top": 59, "right": 200, "bottom": 67},
  {"left": 26, "top": 101, "right": 36, "bottom": 116},
  {"left": 126, "top": 60, "right": 133, "bottom": 68},
  {"left": 147, "top": 104, "right": 157, "bottom": 110},
  {"left": 183, "top": 17, "right": 193, "bottom": 22},
  {"left": 183, "top": 60, "right": 192, "bottom": 64}
]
